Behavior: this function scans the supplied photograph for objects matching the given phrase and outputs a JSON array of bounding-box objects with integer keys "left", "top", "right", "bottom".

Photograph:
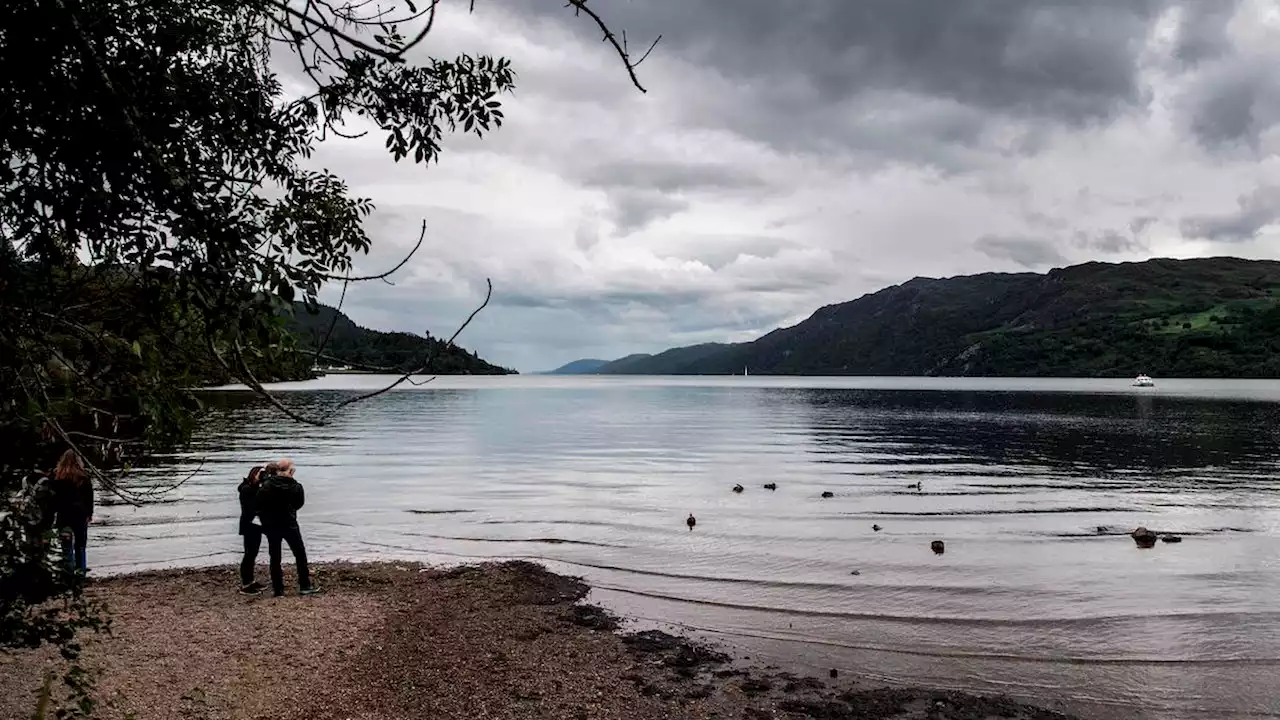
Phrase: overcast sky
[{"left": 305, "top": 0, "right": 1280, "bottom": 372}]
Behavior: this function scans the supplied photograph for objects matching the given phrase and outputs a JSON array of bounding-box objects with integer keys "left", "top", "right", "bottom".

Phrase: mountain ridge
[
  {"left": 544, "top": 358, "right": 610, "bottom": 374},
  {"left": 588, "top": 257, "right": 1280, "bottom": 378}
]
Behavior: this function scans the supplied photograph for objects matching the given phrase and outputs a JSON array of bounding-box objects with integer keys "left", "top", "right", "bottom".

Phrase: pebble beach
[{"left": 0, "top": 561, "right": 1083, "bottom": 720}]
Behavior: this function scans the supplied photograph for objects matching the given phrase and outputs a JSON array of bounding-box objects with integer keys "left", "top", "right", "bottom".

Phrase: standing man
[
  {"left": 255, "top": 458, "right": 319, "bottom": 597},
  {"left": 237, "top": 465, "right": 267, "bottom": 595}
]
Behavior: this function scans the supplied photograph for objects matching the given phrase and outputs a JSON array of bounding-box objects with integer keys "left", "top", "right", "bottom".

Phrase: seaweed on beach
[{"left": 622, "top": 629, "right": 730, "bottom": 670}]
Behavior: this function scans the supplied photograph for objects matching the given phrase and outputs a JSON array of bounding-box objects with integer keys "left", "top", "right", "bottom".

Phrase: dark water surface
[{"left": 97, "top": 376, "right": 1280, "bottom": 719}]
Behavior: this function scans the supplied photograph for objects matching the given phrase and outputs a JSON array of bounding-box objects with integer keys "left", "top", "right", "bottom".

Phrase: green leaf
[{"left": 131, "top": 341, "right": 142, "bottom": 358}]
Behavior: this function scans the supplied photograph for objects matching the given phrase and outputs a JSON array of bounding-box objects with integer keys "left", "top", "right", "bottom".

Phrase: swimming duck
[
  {"left": 732, "top": 483, "right": 744, "bottom": 493},
  {"left": 763, "top": 483, "right": 777, "bottom": 490},
  {"left": 821, "top": 491, "right": 834, "bottom": 498},
  {"left": 931, "top": 540, "right": 945, "bottom": 554},
  {"left": 686, "top": 514, "right": 696, "bottom": 531}
]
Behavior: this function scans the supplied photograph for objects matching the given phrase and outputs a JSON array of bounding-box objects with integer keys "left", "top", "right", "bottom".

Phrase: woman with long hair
[
  {"left": 237, "top": 465, "right": 267, "bottom": 594},
  {"left": 52, "top": 449, "right": 94, "bottom": 572}
]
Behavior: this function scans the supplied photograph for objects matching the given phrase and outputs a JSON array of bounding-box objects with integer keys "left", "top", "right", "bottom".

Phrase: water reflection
[{"left": 791, "top": 388, "right": 1280, "bottom": 475}]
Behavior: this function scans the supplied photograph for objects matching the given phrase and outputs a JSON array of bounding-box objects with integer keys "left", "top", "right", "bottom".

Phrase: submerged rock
[{"left": 1131, "top": 527, "right": 1158, "bottom": 548}]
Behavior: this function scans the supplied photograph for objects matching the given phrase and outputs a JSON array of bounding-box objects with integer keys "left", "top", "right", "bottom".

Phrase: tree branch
[
  {"left": 398, "top": 0, "right": 439, "bottom": 55},
  {"left": 205, "top": 336, "right": 326, "bottom": 427},
  {"left": 328, "top": 277, "right": 491, "bottom": 412},
  {"left": 564, "top": 0, "right": 660, "bottom": 93},
  {"left": 316, "top": 219, "right": 425, "bottom": 282},
  {"left": 266, "top": 0, "right": 407, "bottom": 63},
  {"left": 309, "top": 273, "right": 350, "bottom": 367}
]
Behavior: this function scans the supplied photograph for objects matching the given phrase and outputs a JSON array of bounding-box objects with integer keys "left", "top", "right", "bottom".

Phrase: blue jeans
[{"left": 60, "top": 521, "right": 88, "bottom": 571}]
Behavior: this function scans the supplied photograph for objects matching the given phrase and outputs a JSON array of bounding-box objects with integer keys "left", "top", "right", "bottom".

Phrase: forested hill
[
  {"left": 595, "top": 257, "right": 1280, "bottom": 378},
  {"left": 287, "top": 303, "right": 515, "bottom": 375}
]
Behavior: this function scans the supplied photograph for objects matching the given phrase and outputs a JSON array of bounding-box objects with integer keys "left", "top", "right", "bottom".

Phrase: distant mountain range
[
  {"left": 553, "top": 257, "right": 1280, "bottom": 378},
  {"left": 546, "top": 358, "right": 610, "bottom": 374},
  {"left": 288, "top": 303, "right": 515, "bottom": 375}
]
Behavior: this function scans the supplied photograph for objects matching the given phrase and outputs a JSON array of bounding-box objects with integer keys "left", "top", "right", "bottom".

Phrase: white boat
[
  {"left": 743, "top": 366, "right": 749, "bottom": 376},
  {"left": 1132, "top": 374, "right": 1155, "bottom": 387}
]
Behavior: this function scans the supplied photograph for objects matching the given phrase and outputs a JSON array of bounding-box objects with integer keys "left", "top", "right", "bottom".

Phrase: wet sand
[{"left": 0, "top": 561, "right": 1082, "bottom": 719}]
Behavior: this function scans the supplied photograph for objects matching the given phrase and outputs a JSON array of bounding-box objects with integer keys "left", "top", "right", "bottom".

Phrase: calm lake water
[{"left": 96, "top": 376, "right": 1280, "bottom": 720}]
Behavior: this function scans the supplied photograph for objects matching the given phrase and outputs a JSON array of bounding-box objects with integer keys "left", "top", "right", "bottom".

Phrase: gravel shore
[{"left": 0, "top": 561, "right": 1082, "bottom": 720}]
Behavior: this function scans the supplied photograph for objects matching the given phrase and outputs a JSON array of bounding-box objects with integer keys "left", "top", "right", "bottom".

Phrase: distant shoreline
[{"left": 0, "top": 562, "right": 1081, "bottom": 720}]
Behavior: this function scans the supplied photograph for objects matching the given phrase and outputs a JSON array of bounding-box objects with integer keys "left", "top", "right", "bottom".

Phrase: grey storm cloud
[
  {"left": 1165, "top": 0, "right": 1280, "bottom": 150},
  {"left": 1129, "top": 216, "right": 1158, "bottom": 235},
  {"left": 609, "top": 189, "right": 688, "bottom": 233},
  {"left": 488, "top": 0, "right": 1280, "bottom": 171},
  {"left": 685, "top": 236, "right": 798, "bottom": 271},
  {"left": 1181, "top": 59, "right": 1280, "bottom": 150},
  {"left": 1172, "top": 0, "right": 1242, "bottom": 66},
  {"left": 1180, "top": 186, "right": 1280, "bottom": 243},
  {"left": 1074, "top": 229, "right": 1150, "bottom": 254},
  {"left": 974, "top": 235, "right": 1068, "bottom": 269},
  {"left": 578, "top": 160, "right": 770, "bottom": 233},
  {"left": 502, "top": 0, "right": 1172, "bottom": 121},
  {"left": 579, "top": 160, "right": 766, "bottom": 194}
]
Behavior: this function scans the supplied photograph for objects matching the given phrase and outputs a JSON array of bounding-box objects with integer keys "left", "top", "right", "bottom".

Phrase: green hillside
[
  {"left": 287, "top": 303, "right": 515, "bottom": 375},
  {"left": 596, "top": 257, "right": 1280, "bottom": 377}
]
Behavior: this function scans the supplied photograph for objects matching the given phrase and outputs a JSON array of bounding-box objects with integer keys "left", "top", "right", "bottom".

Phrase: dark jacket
[
  {"left": 52, "top": 474, "right": 94, "bottom": 529},
  {"left": 237, "top": 478, "right": 261, "bottom": 535},
  {"left": 255, "top": 473, "right": 305, "bottom": 531}
]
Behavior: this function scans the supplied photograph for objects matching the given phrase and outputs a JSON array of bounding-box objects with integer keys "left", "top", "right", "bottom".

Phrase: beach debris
[
  {"left": 571, "top": 604, "right": 621, "bottom": 631},
  {"left": 829, "top": 668, "right": 839, "bottom": 679},
  {"left": 908, "top": 481, "right": 922, "bottom": 491},
  {"left": 931, "top": 540, "right": 945, "bottom": 555},
  {"left": 1131, "top": 527, "right": 1158, "bottom": 548},
  {"left": 1162, "top": 535, "right": 1183, "bottom": 543},
  {"left": 872, "top": 524, "right": 882, "bottom": 532},
  {"left": 686, "top": 514, "right": 696, "bottom": 531},
  {"left": 763, "top": 483, "right": 777, "bottom": 490},
  {"left": 732, "top": 483, "right": 744, "bottom": 493},
  {"left": 821, "top": 491, "right": 834, "bottom": 498},
  {"left": 622, "top": 630, "right": 729, "bottom": 669}
]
